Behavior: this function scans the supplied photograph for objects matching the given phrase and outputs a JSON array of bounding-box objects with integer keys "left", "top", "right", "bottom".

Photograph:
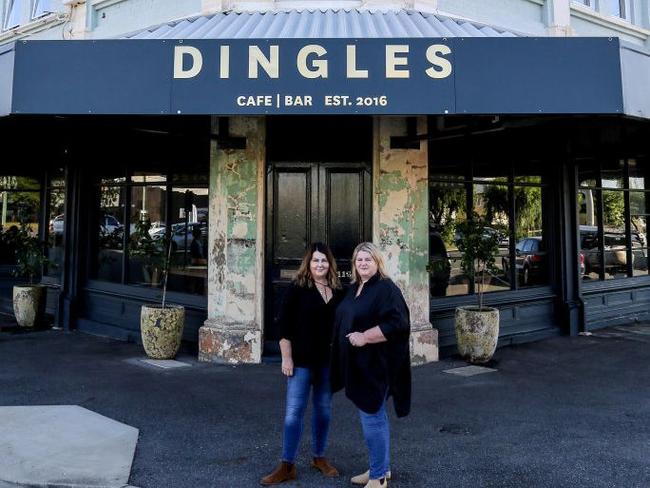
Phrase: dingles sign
[{"left": 10, "top": 38, "right": 624, "bottom": 115}]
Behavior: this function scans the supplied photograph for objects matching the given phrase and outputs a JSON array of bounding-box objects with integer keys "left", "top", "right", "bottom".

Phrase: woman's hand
[
  {"left": 346, "top": 332, "right": 368, "bottom": 348},
  {"left": 281, "top": 357, "right": 294, "bottom": 377}
]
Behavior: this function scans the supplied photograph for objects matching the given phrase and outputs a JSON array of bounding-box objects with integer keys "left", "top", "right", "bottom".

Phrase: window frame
[
  {"left": 31, "top": 0, "right": 53, "bottom": 19},
  {"left": 429, "top": 158, "right": 551, "bottom": 298},
  {"left": 90, "top": 165, "right": 209, "bottom": 297},
  {"left": 3, "top": 0, "right": 24, "bottom": 30},
  {"left": 578, "top": 158, "right": 650, "bottom": 282}
]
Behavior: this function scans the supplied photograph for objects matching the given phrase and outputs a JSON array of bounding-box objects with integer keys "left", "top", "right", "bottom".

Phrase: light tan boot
[
  {"left": 259, "top": 461, "right": 296, "bottom": 485},
  {"left": 363, "top": 477, "right": 388, "bottom": 488},
  {"left": 350, "top": 470, "right": 392, "bottom": 485}
]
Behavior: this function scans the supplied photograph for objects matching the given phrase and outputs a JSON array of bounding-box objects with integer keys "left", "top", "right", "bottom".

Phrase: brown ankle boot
[
  {"left": 311, "top": 457, "right": 340, "bottom": 477},
  {"left": 260, "top": 461, "right": 296, "bottom": 485}
]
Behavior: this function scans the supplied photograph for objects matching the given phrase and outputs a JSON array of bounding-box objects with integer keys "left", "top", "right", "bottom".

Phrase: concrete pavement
[{"left": 1, "top": 320, "right": 650, "bottom": 487}]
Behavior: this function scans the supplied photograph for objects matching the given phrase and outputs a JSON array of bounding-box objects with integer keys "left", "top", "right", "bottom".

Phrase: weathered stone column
[
  {"left": 199, "top": 117, "right": 265, "bottom": 363},
  {"left": 374, "top": 117, "right": 438, "bottom": 365}
]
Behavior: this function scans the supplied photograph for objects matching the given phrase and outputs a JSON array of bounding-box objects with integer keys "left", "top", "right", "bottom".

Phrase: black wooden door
[{"left": 265, "top": 161, "right": 371, "bottom": 355}]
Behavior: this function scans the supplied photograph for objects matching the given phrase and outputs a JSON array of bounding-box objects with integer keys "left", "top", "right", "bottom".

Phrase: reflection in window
[
  {"left": 3, "top": 0, "right": 22, "bottom": 29},
  {"left": 91, "top": 168, "right": 209, "bottom": 296},
  {"left": 429, "top": 183, "right": 466, "bottom": 296},
  {"left": 127, "top": 183, "right": 167, "bottom": 286},
  {"left": 32, "top": 0, "right": 53, "bottom": 18},
  {"left": 95, "top": 185, "right": 126, "bottom": 283},
  {"left": 474, "top": 184, "right": 510, "bottom": 294},
  {"left": 429, "top": 161, "right": 547, "bottom": 297},
  {"left": 512, "top": 183, "right": 545, "bottom": 288},
  {"left": 166, "top": 186, "right": 209, "bottom": 295},
  {"left": 578, "top": 159, "right": 649, "bottom": 280},
  {"left": 0, "top": 177, "right": 41, "bottom": 265},
  {"left": 46, "top": 174, "right": 65, "bottom": 278}
]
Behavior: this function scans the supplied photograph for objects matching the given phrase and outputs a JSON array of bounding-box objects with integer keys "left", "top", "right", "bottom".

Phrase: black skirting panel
[
  {"left": 79, "top": 289, "right": 207, "bottom": 343},
  {"left": 433, "top": 294, "right": 561, "bottom": 357},
  {"left": 582, "top": 280, "right": 650, "bottom": 330}
]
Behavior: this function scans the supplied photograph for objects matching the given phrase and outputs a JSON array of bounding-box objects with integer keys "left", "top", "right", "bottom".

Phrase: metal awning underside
[{"left": 122, "top": 9, "right": 520, "bottom": 40}]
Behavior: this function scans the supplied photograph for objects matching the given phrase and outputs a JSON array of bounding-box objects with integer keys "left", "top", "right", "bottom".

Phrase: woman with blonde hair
[
  {"left": 261, "top": 242, "right": 344, "bottom": 485},
  {"left": 330, "top": 242, "right": 411, "bottom": 488}
]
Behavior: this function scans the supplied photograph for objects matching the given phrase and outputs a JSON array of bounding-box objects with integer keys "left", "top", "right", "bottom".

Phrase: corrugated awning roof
[{"left": 123, "top": 9, "right": 521, "bottom": 39}]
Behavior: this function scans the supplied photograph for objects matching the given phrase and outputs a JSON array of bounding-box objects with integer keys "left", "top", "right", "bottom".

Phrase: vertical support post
[
  {"left": 559, "top": 156, "right": 584, "bottom": 335},
  {"left": 199, "top": 116, "right": 265, "bottom": 364},
  {"left": 374, "top": 116, "right": 438, "bottom": 365},
  {"left": 544, "top": 0, "right": 573, "bottom": 36}
]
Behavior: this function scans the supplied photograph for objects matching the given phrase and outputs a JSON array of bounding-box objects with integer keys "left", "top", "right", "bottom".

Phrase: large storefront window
[
  {"left": 579, "top": 158, "right": 649, "bottom": 280},
  {"left": 46, "top": 170, "right": 65, "bottom": 278},
  {"left": 92, "top": 167, "right": 208, "bottom": 296},
  {"left": 429, "top": 160, "right": 548, "bottom": 297},
  {"left": 0, "top": 176, "right": 41, "bottom": 265}
]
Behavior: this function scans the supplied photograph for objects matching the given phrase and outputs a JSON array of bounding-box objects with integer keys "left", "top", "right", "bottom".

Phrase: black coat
[
  {"left": 330, "top": 274, "right": 411, "bottom": 417},
  {"left": 278, "top": 282, "right": 344, "bottom": 369}
]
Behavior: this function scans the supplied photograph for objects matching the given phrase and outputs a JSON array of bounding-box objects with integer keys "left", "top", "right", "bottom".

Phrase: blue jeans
[
  {"left": 358, "top": 401, "right": 390, "bottom": 480},
  {"left": 281, "top": 367, "right": 332, "bottom": 463}
]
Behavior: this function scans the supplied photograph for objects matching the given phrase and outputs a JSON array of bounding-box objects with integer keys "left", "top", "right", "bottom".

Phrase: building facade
[{"left": 1, "top": 0, "right": 649, "bottom": 362}]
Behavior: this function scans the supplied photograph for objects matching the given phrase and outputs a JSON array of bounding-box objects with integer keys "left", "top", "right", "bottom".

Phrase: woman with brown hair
[
  {"left": 330, "top": 242, "right": 411, "bottom": 488},
  {"left": 260, "top": 242, "right": 344, "bottom": 486}
]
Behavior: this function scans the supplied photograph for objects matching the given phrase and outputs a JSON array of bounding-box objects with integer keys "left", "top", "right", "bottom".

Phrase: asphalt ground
[{"left": 1, "top": 320, "right": 650, "bottom": 488}]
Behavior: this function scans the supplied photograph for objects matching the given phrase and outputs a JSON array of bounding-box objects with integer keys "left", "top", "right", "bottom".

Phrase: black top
[
  {"left": 278, "top": 282, "right": 344, "bottom": 369},
  {"left": 330, "top": 274, "right": 411, "bottom": 417}
]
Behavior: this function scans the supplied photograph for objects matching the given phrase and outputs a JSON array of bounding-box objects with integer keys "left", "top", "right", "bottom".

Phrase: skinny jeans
[
  {"left": 358, "top": 400, "right": 390, "bottom": 480},
  {"left": 281, "top": 366, "right": 332, "bottom": 463}
]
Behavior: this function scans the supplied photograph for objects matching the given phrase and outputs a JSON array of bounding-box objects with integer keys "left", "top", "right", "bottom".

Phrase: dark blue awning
[{"left": 0, "top": 11, "right": 632, "bottom": 117}]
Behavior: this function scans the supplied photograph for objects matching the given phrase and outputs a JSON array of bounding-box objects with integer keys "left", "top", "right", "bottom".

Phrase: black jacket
[
  {"left": 330, "top": 274, "right": 411, "bottom": 417},
  {"left": 278, "top": 282, "right": 344, "bottom": 369}
]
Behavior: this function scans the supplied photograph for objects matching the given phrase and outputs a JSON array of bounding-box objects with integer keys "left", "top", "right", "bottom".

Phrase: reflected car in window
[
  {"left": 48, "top": 214, "right": 65, "bottom": 235},
  {"left": 150, "top": 222, "right": 207, "bottom": 252},
  {"left": 581, "top": 227, "right": 646, "bottom": 276},
  {"left": 502, "top": 237, "right": 546, "bottom": 286}
]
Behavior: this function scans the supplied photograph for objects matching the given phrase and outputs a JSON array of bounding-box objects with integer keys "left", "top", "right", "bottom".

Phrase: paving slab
[
  {"left": 0, "top": 405, "right": 138, "bottom": 488},
  {"left": 138, "top": 359, "right": 191, "bottom": 369},
  {"left": 443, "top": 365, "right": 498, "bottom": 377}
]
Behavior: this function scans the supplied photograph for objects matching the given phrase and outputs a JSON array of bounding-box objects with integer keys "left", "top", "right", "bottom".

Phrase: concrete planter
[
  {"left": 454, "top": 306, "right": 500, "bottom": 364},
  {"left": 140, "top": 305, "right": 185, "bottom": 359},
  {"left": 12, "top": 285, "right": 45, "bottom": 328}
]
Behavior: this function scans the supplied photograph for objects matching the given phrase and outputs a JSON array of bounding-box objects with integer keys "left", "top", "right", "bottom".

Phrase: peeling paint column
[
  {"left": 374, "top": 117, "right": 438, "bottom": 365},
  {"left": 199, "top": 117, "right": 265, "bottom": 364}
]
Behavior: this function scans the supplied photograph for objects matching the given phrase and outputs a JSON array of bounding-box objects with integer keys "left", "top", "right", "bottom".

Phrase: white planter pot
[
  {"left": 140, "top": 305, "right": 185, "bottom": 359},
  {"left": 13, "top": 285, "right": 45, "bottom": 328},
  {"left": 454, "top": 306, "right": 500, "bottom": 364}
]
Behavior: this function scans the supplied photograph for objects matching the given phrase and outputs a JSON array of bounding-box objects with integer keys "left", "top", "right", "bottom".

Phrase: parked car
[
  {"left": 49, "top": 214, "right": 65, "bottom": 235},
  {"left": 502, "top": 237, "right": 546, "bottom": 286},
  {"left": 580, "top": 227, "right": 647, "bottom": 276},
  {"left": 101, "top": 214, "right": 123, "bottom": 234},
  {"left": 151, "top": 222, "right": 207, "bottom": 252}
]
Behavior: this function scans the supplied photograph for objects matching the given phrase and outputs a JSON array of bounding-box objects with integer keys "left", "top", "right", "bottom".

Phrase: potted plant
[
  {"left": 9, "top": 223, "right": 50, "bottom": 327},
  {"left": 132, "top": 221, "right": 185, "bottom": 359},
  {"left": 454, "top": 216, "right": 501, "bottom": 364}
]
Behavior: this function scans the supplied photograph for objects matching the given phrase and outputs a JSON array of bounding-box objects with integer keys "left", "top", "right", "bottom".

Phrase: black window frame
[{"left": 88, "top": 163, "right": 209, "bottom": 299}]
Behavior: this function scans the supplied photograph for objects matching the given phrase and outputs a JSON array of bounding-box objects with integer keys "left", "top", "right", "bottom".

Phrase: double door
[{"left": 265, "top": 161, "right": 371, "bottom": 354}]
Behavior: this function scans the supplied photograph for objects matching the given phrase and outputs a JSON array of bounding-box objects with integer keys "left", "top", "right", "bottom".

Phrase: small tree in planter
[
  {"left": 454, "top": 216, "right": 501, "bottom": 363},
  {"left": 133, "top": 222, "right": 185, "bottom": 359},
  {"left": 10, "top": 223, "right": 51, "bottom": 327}
]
